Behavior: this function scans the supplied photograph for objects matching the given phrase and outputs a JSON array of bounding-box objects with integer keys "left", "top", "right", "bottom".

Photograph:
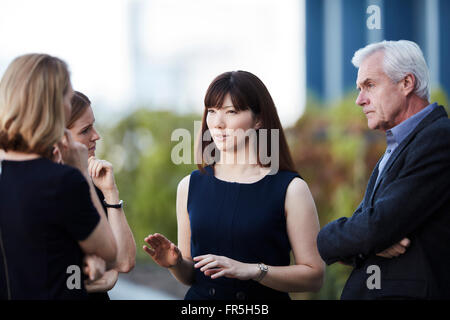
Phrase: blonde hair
[{"left": 0, "top": 53, "right": 71, "bottom": 158}]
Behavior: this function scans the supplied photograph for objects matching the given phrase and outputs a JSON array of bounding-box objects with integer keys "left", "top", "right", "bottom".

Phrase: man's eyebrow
[{"left": 356, "top": 78, "right": 373, "bottom": 89}]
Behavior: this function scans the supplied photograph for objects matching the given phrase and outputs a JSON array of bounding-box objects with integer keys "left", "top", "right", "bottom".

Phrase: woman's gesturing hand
[
  {"left": 143, "top": 233, "right": 182, "bottom": 268},
  {"left": 88, "top": 156, "right": 117, "bottom": 193},
  {"left": 193, "top": 254, "right": 259, "bottom": 281}
]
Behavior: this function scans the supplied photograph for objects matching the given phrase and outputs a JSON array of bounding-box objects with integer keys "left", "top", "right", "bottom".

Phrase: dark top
[
  {"left": 317, "top": 105, "right": 450, "bottom": 299},
  {"left": 185, "top": 166, "right": 301, "bottom": 300},
  {"left": 86, "top": 187, "right": 110, "bottom": 301},
  {"left": 0, "top": 158, "right": 100, "bottom": 300}
]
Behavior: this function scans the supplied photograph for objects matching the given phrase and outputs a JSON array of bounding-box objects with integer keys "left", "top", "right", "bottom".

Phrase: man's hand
[{"left": 376, "top": 238, "right": 411, "bottom": 258}]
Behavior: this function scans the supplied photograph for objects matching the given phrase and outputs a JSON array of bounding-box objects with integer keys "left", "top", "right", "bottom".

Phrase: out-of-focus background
[{"left": 1, "top": 0, "right": 448, "bottom": 300}]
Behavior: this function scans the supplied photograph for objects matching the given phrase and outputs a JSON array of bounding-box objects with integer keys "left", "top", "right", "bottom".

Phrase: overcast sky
[{"left": 0, "top": 0, "right": 305, "bottom": 127}]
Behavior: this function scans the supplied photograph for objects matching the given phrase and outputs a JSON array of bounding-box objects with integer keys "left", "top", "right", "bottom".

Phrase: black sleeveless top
[{"left": 185, "top": 166, "right": 301, "bottom": 300}]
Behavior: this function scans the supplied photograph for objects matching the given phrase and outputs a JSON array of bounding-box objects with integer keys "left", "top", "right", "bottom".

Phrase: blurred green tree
[{"left": 98, "top": 109, "right": 199, "bottom": 261}]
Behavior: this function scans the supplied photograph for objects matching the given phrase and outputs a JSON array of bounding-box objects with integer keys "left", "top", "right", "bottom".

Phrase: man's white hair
[{"left": 352, "top": 40, "right": 430, "bottom": 100}]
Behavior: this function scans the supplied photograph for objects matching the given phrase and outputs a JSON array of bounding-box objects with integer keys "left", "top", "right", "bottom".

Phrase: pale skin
[
  {"left": 355, "top": 50, "right": 429, "bottom": 259},
  {"left": 143, "top": 94, "right": 325, "bottom": 292},
  {"left": 68, "top": 105, "right": 136, "bottom": 292}
]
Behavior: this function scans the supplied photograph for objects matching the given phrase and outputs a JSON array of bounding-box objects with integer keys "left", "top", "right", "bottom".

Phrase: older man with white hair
[{"left": 317, "top": 40, "right": 450, "bottom": 299}]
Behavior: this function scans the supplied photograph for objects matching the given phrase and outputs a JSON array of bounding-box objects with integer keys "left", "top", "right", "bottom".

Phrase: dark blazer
[{"left": 317, "top": 105, "right": 450, "bottom": 299}]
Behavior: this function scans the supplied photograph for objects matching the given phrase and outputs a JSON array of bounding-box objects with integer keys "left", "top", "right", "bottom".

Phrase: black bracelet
[{"left": 103, "top": 199, "right": 123, "bottom": 209}]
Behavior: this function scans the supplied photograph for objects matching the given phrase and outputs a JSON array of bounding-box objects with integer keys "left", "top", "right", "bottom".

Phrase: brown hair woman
[
  {"left": 0, "top": 54, "right": 117, "bottom": 299},
  {"left": 67, "top": 91, "right": 136, "bottom": 300},
  {"left": 143, "top": 71, "right": 324, "bottom": 300}
]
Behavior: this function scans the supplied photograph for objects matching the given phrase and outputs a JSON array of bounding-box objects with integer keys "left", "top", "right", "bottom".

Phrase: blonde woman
[{"left": 0, "top": 54, "right": 117, "bottom": 299}]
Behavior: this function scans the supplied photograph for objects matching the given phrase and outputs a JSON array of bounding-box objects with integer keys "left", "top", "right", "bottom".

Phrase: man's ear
[{"left": 401, "top": 73, "right": 416, "bottom": 96}]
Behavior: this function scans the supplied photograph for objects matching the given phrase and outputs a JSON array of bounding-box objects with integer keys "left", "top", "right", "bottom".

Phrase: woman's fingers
[
  {"left": 92, "top": 160, "right": 100, "bottom": 178},
  {"left": 95, "top": 161, "right": 103, "bottom": 178},
  {"left": 194, "top": 256, "right": 215, "bottom": 268},
  {"left": 154, "top": 233, "right": 171, "bottom": 244},
  {"left": 142, "top": 244, "right": 155, "bottom": 256},
  {"left": 209, "top": 269, "right": 226, "bottom": 279},
  {"left": 145, "top": 236, "right": 160, "bottom": 250},
  {"left": 200, "top": 260, "right": 219, "bottom": 272}
]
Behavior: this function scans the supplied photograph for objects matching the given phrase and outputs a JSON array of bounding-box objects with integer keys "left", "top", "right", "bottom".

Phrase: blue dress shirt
[{"left": 377, "top": 102, "right": 438, "bottom": 182}]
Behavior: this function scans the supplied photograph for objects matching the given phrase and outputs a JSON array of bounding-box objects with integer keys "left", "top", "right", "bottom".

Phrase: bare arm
[
  {"left": 78, "top": 177, "right": 117, "bottom": 270},
  {"left": 258, "top": 178, "right": 325, "bottom": 292},
  {"left": 89, "top": 157, "right": 136, "bottom": 273},
  {"left": 142, "top": 175, "right": 195, "bottom": 286}
]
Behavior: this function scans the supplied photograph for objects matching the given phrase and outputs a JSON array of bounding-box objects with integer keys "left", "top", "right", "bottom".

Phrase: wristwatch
[
  {"left": 255, "top": 263, "right": 268, "bottom": 282},
  {"left": 103, "top": 199, "right": 124, "bottom": 209}
]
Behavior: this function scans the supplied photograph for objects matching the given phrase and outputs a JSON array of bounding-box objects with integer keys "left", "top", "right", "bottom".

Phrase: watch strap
[
  {"left": 255, "top": 262, "right": 268, "bottom": 282},
  {"left": 103, "top": 199, "right": 123, "bottom": 209}
]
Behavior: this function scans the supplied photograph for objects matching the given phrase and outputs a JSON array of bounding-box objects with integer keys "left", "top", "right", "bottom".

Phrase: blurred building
[{"left": 306, "top": 0, "right": 449, "bottom": 102}]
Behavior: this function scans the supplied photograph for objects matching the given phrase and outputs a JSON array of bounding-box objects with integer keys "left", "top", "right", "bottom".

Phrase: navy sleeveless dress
[{"left": 185, "top": 166, "right": 301, "bottom": 300}]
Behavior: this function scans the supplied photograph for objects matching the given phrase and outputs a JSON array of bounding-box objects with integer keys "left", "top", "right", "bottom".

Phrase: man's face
[{"left": 355, "top": 51, "right": 406, "bottom": 131}]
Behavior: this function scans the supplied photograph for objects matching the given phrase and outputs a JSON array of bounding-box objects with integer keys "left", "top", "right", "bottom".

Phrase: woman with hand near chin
[
  {"left": 67, "top": 91, "right": 136, "bottom": 300},
  {"left": 0, "top": 54, "right": 118, "bottom": 300},
  {"left": 143, "top": 71, "right": 324, "bottom": 300}
]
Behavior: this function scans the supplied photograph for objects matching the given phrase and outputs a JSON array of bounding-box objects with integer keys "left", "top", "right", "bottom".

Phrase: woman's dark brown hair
[
  {"left": 197, "top": 70, "right": 297, "bottom": 173},
  {"left": 67, "top": 91, "right": 91, "bottom": 129}
]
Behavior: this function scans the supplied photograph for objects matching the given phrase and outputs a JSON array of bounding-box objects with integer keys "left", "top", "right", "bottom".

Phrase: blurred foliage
[
  {"left": 98, "top": 110, "right": 198, "bottom": 261},
  {"left": 98, "top": 87, "right": 447, "bottom": 299}
]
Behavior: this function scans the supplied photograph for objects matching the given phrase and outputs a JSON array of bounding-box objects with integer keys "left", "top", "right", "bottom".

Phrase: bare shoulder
[
  {"left": 177, "top": 174, "right": 191, "bottom": 197},
  {"left": 285, "top": 177, "right": 316, "bottom": 217},
  {"left": 286, "top": 177, "right": 310, "bottom": 197}
]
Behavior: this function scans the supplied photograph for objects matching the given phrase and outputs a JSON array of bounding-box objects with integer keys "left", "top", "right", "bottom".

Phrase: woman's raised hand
[
  {"left": 143, "top": 233, "right": 182, "bottom": 268},
  {"left": 88, "top": 156, "right": 117, "bottom": 193}
]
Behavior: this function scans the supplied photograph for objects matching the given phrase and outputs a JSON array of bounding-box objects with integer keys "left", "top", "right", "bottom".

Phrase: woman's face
[
  {"left": 68, "top": 106, "right": 100, "bottom": 157},
  {"left": 206, "top": 93, "right": 259, "bottom": 153}
]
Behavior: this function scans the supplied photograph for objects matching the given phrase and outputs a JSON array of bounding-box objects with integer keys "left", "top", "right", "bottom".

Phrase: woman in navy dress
[{"left": 143, "top": 71, "right": 324, "bottom": 300}]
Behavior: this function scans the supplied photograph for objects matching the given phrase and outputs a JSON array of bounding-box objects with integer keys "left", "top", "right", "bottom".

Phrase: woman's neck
[
  {"left": 1, "top": 150, "right": 41, "bottom": 161},
  {"left": 213, "top": 163, "right": 270, "bottom": 183}
]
